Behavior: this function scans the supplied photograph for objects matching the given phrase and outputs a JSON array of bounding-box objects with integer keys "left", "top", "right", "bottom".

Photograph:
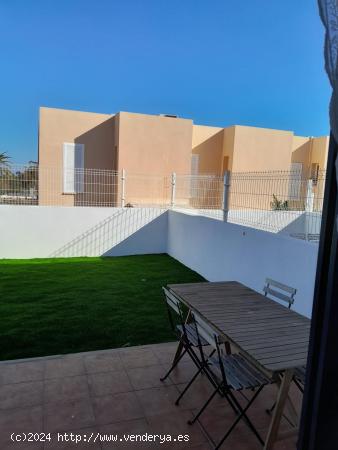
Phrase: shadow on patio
[{"left": 0, "top": 342, "right": 301, "bottom": 449}]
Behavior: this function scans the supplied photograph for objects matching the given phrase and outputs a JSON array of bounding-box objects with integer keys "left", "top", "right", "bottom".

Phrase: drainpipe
[{"left": 121, "top": 169, "right": 126, "bottom": 207}]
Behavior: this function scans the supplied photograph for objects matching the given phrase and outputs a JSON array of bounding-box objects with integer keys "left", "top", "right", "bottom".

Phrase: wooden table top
[{"left": 167, "top": 281, "right": 310, "bottom": 374}]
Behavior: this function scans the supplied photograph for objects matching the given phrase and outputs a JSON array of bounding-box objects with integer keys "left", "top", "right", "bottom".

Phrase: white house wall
[{"left": 167, "top": 210, "right": 318, "bottom": 318}]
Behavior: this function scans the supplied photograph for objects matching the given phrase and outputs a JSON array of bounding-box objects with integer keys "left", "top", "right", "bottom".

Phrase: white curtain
[
  {"left": 318, "top": 0, "right": 338, "bottom": 220},
  {"left": 318, "top": 1, "right": 338, "bottom": 142}
]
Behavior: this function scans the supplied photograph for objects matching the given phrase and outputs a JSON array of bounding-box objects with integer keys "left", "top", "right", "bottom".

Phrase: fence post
[
  {"left": 222, "top": 171, "right": 230, "bottom": 221},
  {"left": 171, "top": 172, "right": 176, "bottom": 208},
  {"left": 121, "top": 169, "right": 126, "bottom": 207}
]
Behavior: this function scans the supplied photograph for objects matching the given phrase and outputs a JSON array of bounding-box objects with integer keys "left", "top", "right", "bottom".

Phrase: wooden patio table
[{"left": 167, "top": 280, "right": 310, "bottom": 450}]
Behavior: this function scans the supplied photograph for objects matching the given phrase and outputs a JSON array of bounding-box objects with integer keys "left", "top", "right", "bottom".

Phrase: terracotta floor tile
[
  {"left": 0, "top": 405, "right": 43, "bottom": 449},
  {"left": 175, "top": 378, "right": 224, "bottom": 411},
  {"left": 92, "top": 392, "right": 144, "bottom": 425},
  {"left": 135, "top": 386, "right": 180, "bottom": 418},
  {"left": 127, "top": 365, "right": 172, "bottom": 390},
  {"left": 0, "top": 361, "right": 45, "bottom": 385},
  {"left": 0, "top": 381, "right": 44, "bottom": 409},
  {"left": 150, "top": 342, "right": 190, "bottom": 365},
  {"left": 119, "top": 347, "right": 160, "bottom": 369},
  {"left": 84, "top": 352, "right": 123, "bottom": 374},
  {"left": 45, "top": 356, "right": 85, "bottom": 379},
  {"left": 272, "top": 436, "right": 297, "bottom": 450},
  {"left": 44, "top": 398, "right": 96, "bottom": 433},
  {"left": 0, "top": 343, "right": 303, "bottom": 450},
  {"left": 44, "top": 375, "right": 90, "bottom": 403},
  {"left": 88, "top": 370, "right": 133, "bottom": 397},
  {"left": 168, "top": 361, "right": 201, "bottom": 385}
]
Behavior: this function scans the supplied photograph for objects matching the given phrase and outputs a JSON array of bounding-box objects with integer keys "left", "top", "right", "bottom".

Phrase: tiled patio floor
[{"left": 0, "top": 342, "right": 302, "bottom": 449}]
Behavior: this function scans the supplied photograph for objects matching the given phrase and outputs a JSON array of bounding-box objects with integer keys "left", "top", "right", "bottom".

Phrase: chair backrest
[
  {"left": 263, "top": 278, "right": 297, "bottom": 309},
  {"left": 192, "top": 311, "right": 230, "bottom": 385},
  {"left": 192, "top": 311, "right": 220, "bottom": 349},
  {"left": 162, "top": 287, "right": 182, "bottom": 314}
]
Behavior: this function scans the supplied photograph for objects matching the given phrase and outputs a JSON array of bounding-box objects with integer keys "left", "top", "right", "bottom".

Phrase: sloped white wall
[
  {"left": 167, "top": 211, "right": 318, "bottom": 318},
  {"left": 0, "top": 206, "right": 168, "bottom": 258}
]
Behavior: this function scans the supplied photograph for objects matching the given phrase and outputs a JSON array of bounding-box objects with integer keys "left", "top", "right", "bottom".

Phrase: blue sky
[{"left": 0, "top": 0, "right": 330, "bottom": 163}]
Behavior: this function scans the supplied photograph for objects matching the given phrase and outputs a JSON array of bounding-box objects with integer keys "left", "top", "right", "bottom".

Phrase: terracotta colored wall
[
  {"left": 309, "top": 136, "right": 329, "bottom": 211},
  {"left": 38, "top": 107, "right": 329, "bottom": 210},
  {"left": 222, "top": 127, "right": 236, "bottom": 173},
  {"left": 290, "top": 135, "right": 329, "bottom": 211},
  {"left": 229, "top": 126, "right": 295, "bottom": 210},
  {"left": 117, "top": 112, "right": 193, "bottom": 175},
  {"left": 291, "top": 136, "right": 312, "bottom": 176},
  {"left": 192, "top": 125, "right": 224, "bottom": 175},
  {"left": 291, "top": 135, "right": 328, "bottom": 174},
  {"left": 310, "top": 136, "right": 329, "bottom": 170},
  {"left": 116, "top": 112, "right": 193, "bottom": 206},
  {"left": 190, "top": 125, "right": 235, "bottom": 208},
  {"left": 38, "top": 107, "right": 116, "bottom": 206},
  {"left": 231, "top": 126, "right": 294, "bottom": 172}
]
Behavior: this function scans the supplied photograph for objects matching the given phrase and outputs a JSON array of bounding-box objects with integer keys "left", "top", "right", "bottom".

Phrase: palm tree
[{"left": 0, "top": 152, "right": 10, "bottom": 165}]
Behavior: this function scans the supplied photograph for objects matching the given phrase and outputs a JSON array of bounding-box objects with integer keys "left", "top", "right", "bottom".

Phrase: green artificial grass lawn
[{"left": 0, "top": 254, "right": 204, "bottom": 361}]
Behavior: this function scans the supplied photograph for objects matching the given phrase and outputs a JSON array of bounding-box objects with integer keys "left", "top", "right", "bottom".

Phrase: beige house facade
[
  {"left": 192, "top": 124, "right": 328, "bottom": 175},
  {"left": 38, "top": 107, "right": 329, "bottom": 207}
]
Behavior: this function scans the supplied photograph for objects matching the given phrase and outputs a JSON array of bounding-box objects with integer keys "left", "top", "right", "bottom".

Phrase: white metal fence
[
  {"left": 227, "top": 170, "right": 325, "bottom": 239},
  {"left": 0, "top": 165, "right": 169, "bottom": 208},
  {"left": 0, "top": 164, "right": 326, "bottom": 240}
]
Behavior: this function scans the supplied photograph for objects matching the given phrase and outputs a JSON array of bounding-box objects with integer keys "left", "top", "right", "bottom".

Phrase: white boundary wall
[
  {"left": 0, "top": 206, "right": 168, "bottom": 258},
  {"left": 0, "top": 206, "right": 318, "bottom": 317},
  {"left": 167, "top": 211, "right": 318, "bottom": 318}
]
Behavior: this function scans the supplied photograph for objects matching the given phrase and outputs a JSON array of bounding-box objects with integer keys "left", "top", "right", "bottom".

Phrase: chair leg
[
  {"left": 186, "top": 344, "right": 205, "bottom": 370},
  {"left": 197, "top": 351, "right": 222, "bottom": 392},
  {"left": 160, "top": 347, "right": 188, "bottom": 381},
  {"left": 215, "top": 386, "right": 265, "bottom": 449},
  {"left": 176, "top": 349, "right": 225, "bottom": 406},
  {"left": 294, "top": 378, "right": 304, "bottom": 394},
  {"left": 266, "top": 400, "right": 276, "bottom": 415},
  {"left": 160, "top": 333, "right": 204, "bottom": 383},
  {"left": 188, "top": 385, "right": 220, "bottom": 425},
  {"left": 227, "top": 390, "right": 265, "bottom": 444},
  {"left": 175, "top": 362, "right": 205, "bottom": 405}
]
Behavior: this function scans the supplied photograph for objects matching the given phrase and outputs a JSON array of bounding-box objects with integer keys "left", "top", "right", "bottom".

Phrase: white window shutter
[
  {"left": 63, "top": 143, "right": 75, "bottom": 194},
  {"left": 63, "top": 143, "right": 85, "bottom": 194},
  {"left": 74, "top": 144, "right": 84, "bottom": 193}
]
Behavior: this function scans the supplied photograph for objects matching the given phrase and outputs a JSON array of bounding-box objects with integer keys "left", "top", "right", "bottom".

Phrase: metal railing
[
  {"left": 0, "top": 164, "right": 326, "bottom": 240},
  {"left": 0, "top": 165, "right": 169, "bottom": 208},
  {"left": 173, "top": 170, "right": 325, "bottom": 239}
]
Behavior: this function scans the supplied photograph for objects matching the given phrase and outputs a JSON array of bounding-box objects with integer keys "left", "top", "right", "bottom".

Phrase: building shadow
[
  {"left": 74, "top": 116, "right": 118, "bottom": 207},
  {"left": 49, "top": 208, "right": 167, "bottom": 257}
]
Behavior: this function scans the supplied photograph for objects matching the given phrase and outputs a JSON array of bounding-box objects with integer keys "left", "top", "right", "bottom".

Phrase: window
[{"left": 63, "top": 143, "right": 84, "bottom": 194}]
